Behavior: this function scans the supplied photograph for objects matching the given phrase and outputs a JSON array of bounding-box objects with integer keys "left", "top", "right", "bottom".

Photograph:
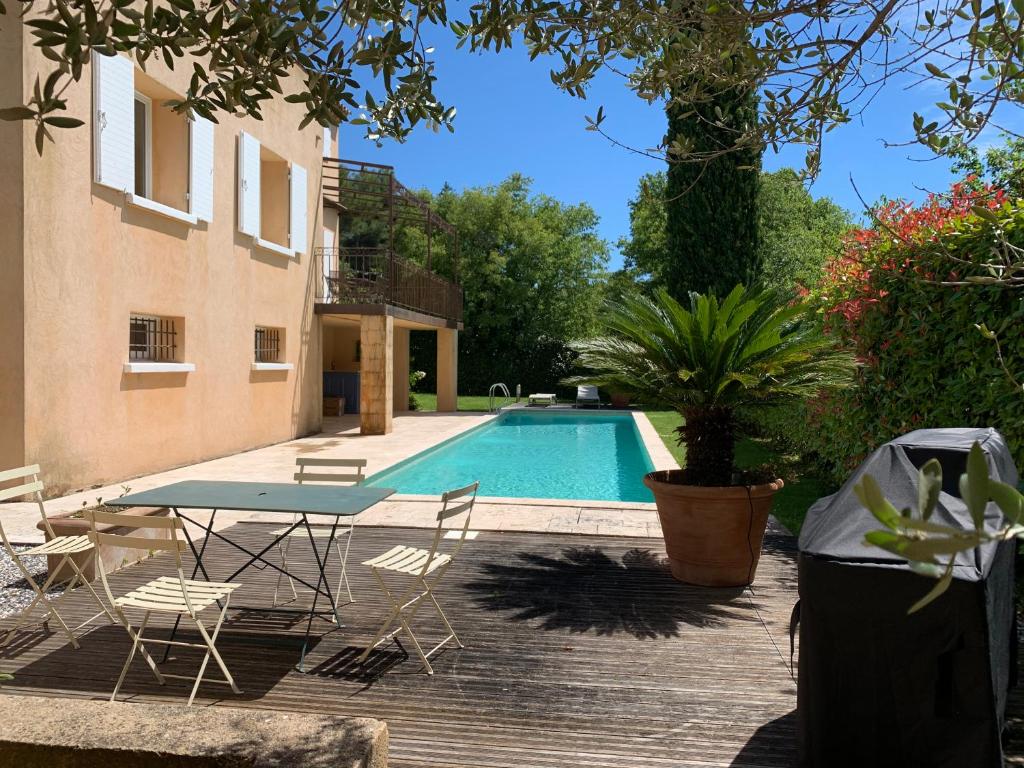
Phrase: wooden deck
[{"left": 0, "top": 524, "right": 803, "bottom": 767}]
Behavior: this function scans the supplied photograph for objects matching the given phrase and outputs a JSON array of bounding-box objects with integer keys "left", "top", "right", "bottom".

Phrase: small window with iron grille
[
  {"left": 129, "top": 315, "right": 178, "bottom": 361},
  {"left": 254, "top": 326, "right": 284, "bottom": 363}
]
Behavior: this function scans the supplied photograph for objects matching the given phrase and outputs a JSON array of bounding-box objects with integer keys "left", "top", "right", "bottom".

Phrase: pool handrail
[{"left": 488, "top": 383, "right": 512, "bottom": 413}]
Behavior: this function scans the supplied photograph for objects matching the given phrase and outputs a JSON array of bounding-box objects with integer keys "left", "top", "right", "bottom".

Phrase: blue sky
[{"left": 339, "top": 36, "right": 966, "bottom": 270}]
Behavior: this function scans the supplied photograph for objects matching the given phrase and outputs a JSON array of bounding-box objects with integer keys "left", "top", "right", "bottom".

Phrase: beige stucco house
[{"left": 0, "top": 18, "right": 462, "bottom": 496}]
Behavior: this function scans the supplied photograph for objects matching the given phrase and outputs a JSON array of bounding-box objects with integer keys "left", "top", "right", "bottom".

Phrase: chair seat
[
  {"left": 115, "top": 576, "right": 240, "bottom": 613},
  {"left": 268, "top": 525, "right": 353, "bottom": 539},
  {"left": 363, "top": 545, "right": 451, "bottom": 575},
  {"left": 23, "top": 535, "right": 94, "bottom": 557}
]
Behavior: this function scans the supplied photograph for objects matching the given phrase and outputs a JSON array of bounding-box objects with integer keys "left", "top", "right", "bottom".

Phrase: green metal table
[{"left": 109, "top": 480, "right": 395, "bottom": 669}]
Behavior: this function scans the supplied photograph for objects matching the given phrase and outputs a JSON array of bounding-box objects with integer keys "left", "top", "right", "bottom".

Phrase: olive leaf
[
  {"left": 909, "top": 563, "right": 955, "bottom": 614},
  {"left": 917, "top": 458, "right": 942, "bottom": 520},
  {"left": 855, "top": 475, "right": 901, "bottom": 529},
  {"left": 960, "top": 442, "right": 990, "bottom": 530}
]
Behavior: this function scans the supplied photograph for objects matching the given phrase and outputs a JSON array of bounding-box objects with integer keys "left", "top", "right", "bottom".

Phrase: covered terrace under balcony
[{"left": 317, "top": 158, "right": 463, "bottom": 435}]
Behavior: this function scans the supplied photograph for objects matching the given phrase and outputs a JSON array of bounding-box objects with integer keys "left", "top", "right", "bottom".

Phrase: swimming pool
[{"left": 365, "top": 410, "right": 656, "bottom": 502}]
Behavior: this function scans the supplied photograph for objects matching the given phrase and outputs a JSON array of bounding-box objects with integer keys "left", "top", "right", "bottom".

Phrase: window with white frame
[
  {"left": 125, "top": 314, "right": 194, "bottom": 374},
  {"left": 133, "top": 95, "right": 151, "bottom": 198},
  {"left": 254, "top": 326, "right": 283, "bottom": 363},
  {"left": 238, "top": 131, "right": 307, "bottom": 257},
  {"left": 93, "top": 52, "right": 214, "bottom": 224},
  {"left": 129, "top": 315, "right": 178, "bottom": 362}
]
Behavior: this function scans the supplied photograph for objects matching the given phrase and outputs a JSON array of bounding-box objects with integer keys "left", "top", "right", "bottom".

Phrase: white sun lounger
[{"left": 527, "top": 393, "right": 557, "bottom": 406}]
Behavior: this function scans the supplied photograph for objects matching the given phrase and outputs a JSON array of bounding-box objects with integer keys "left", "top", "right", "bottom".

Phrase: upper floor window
[
  {"left": 238, "top": 131, "right": 307, "bottom": 258},
  {"left": 133, "top": 94, "right": 152, "bottom": 198},
  {"left": 93, "top": 52, "right": 214, "bottom": 225}
]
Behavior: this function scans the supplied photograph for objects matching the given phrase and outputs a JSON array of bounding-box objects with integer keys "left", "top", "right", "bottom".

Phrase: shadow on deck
[{"left": 0, "top": 525, "right": 799, "bottom": 767}]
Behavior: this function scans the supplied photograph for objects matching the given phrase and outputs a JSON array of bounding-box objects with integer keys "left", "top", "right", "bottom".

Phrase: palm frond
[{"left": 563, "top": 286, "right": 855, "bottom": 417}]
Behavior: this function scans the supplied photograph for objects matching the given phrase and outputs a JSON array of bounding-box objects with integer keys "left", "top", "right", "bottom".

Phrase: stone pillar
[
  {"left": 393, "top": 326, "right": 410, "bottom": 413},
  {"left": 436, "top": 328, "right": 458, "bottom": 412},
  {"left": 359, "top": 315, "right": 393, "bottom": 434}
]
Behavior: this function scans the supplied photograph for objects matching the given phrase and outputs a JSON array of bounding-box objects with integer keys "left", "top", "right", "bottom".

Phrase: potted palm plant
[{"left": 567, "top": 285, "right": 853, "bottom": 586}]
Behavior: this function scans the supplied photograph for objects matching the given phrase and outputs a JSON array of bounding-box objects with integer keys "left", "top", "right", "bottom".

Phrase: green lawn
[
  {"left": 410, "top": 393, "right": 493, "bottom": 412},
  {"left": 410, "top": 393, "right": 828, "bottom": 534},
  {"left": 643, "top": 409, "right": 828, "bottom": 535}
]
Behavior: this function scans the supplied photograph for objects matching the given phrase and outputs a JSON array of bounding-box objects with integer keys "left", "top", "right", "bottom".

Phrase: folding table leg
[{"left": 297, "top": 515, "right": 342, "bottom": 672}]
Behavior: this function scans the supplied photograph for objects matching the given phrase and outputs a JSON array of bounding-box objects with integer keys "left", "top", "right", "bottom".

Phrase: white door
[{"left": 322, "top": 227, "right": 335, "bottom": 299}]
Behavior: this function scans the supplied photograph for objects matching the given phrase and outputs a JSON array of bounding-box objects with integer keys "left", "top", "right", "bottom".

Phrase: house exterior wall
[
  {"left": 3, "top": 18, "right": 328, "bottom": 495},
  {"left": 323, "top": 324, "right": 361, "bottom": 373},
  {"left": 0, "top": 17, "right": 26, "bottom": 474}
]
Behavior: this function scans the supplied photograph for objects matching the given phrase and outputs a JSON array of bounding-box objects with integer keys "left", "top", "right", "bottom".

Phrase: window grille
[
  {"left": 255, "top": 327, "right": 282, "bottom": 363},
  {"left": 129, "top": 315, "right": 177, "bottom": 361}
]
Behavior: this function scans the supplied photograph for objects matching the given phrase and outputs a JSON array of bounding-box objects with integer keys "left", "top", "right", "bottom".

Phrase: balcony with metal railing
[
  {"left": 319, "top": 158, "right": 462, "bottom": 325},
  {"left": 316, "top": 246, "right": 463, "bottom": 323}
]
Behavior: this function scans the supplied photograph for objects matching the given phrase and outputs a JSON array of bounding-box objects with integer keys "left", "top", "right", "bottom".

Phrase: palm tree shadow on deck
[{"left": 464, "top": 546, "right": 753, "bottom": 639}]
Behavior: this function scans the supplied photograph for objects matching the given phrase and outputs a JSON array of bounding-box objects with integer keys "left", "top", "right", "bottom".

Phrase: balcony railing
[{"left": 317, "top": 246, "right": 463, "bottom": 323}]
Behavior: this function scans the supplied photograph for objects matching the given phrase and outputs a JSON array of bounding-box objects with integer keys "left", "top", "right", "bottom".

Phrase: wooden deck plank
[{"left": 0, "top": 525, "right": 802, "bottom": 766}]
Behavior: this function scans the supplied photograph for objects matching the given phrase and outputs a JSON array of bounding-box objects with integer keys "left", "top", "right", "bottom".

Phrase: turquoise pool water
[{"left": 365, "top": 410, "right": 655, "bottom": 502}]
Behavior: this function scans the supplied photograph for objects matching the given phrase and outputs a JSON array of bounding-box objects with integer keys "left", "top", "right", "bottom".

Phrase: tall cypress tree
[{"left": 664, "top": 86, "right": 762, "bottom": 300}]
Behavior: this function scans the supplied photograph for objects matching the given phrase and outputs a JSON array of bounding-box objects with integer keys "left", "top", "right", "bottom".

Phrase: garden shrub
[
  {"left": 409, "top": 331, "right": 580, "bottom": 399},
  {"left": 804, "top": 181, "right": 1024, "bottom": 484}
]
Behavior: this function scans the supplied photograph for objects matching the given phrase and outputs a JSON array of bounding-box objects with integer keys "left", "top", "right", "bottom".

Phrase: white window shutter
[
  {"left": 92, "top": 52, "right": 134, "bottom": 192},
  {"left": 189, "top": 116, "right": 215, "bottom": 222},
  {"left": 238, "top": 131, "right": 261, "bottom": 236},
  {"left": 323, "top": 125, "right": 334, "bottom": 158},
  {"left": 290, "top": 162, "right": 308, "bottom": 255}
]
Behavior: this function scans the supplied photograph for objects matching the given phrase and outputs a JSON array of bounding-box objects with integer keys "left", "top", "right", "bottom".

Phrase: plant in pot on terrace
[{"left": 566, "top": 285, "right": 854, "bottom": 586}]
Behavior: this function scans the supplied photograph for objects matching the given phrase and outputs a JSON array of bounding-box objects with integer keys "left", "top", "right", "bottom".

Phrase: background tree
[
  {"left": 950, "top": 133, "right": 1024, "bottom": 198},
  {"left": 617, "top": 173, "right": 667, "bottom": 291},
  {"left": 405, "top": 175, "right": 609, "bottom": 395},
  {"left": 618, "top": 168, "right": 853, "bottom": 293},
  {"left": 758, "top": 169, "right": 854, "bottom": 290},
  {"left": 664, "top": 87, "right": 762, "bottom": 299}
]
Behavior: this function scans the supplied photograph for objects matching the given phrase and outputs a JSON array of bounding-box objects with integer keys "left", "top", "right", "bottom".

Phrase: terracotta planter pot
[
  {"left": 36, "top": 506, "right": 171, "bottom": 582},
  {"left": 610, "top": 392, "right": 631, "bottom": 408},
  {"left": 643, "top": 470, "right": 783, "bottom": 587}
]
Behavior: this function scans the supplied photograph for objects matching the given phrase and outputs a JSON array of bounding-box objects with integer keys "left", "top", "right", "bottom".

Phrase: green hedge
[
  {"left": 409, "top": 330, "right": 581, "bottom": 399},
  {"left": 801, "top": 194, "right": 1024, "bottom": 484}
]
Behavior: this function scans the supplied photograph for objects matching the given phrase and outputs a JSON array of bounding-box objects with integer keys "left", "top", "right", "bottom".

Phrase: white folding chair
[
  {"left": 270, "top": 457, "right": 367, "bottom": 607},
  {"left": 358, "top": 481, "right": 479, "bottom": 675},
  {"left": 85, "top": 508, "right": 242, "bottom": 706},
  {"left": 0, "top": 465, "right": 114, "bottom": 649}
]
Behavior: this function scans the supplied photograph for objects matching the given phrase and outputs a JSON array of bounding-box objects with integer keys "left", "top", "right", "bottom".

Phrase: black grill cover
[{"left": 796, "top": 428, "right": 1017, "bottom": 768}]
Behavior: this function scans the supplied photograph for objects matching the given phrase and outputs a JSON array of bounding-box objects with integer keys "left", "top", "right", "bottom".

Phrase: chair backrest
[
  {"left": 294, "top": 457, "right": 367, "bottom": 485},
  {"left": 84, "top": 509, "right": 192, "bottom": 613},
  {"left": 577, "top": 385, "right": 598, "bottom": 401},
  {"left": 419, "top": 481, "right": 479, "bottom": 577},
  {"left": 0, "top": 464, "right": 50, "bottom": 547}
]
